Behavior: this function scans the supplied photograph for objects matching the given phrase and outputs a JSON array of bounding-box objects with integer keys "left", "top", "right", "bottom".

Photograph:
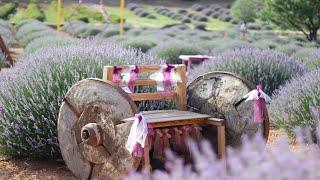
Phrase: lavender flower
[
  {"left": 126, "top": 130, "right": 320, "bottom": 180},
  {"left": 270, "top": 69, "right": 320, "bottom": 138},
  {"left": 189, "top": 48, "right": 305, "bottom": 95},
  {"left": 0, "top": 40, "right": 164, "bottom": 159}
]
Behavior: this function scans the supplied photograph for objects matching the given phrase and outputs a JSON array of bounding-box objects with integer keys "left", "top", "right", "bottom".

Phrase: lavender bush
[
  {"left": 270, "top": 69, "right": 320, "bottom": 138},
  {"left": 148, "top": 42, "right": 204, "bottom": 64},
  {"left": 291, "top": 47, "right": 317, "bottom": 61},
  {"left": 0, "top": 19, "right": 15, "bottom": 47},
  {"left": 0, "top": 41, "right": 163, "bottom": 159},
  {"left": 16, "top": 20, "right": 58, "bottom": 47},
  {"left": 23, "top": 36, "right": 79, "bottom": 56},
  {"left": 126, "top": 130, "right": 320, "bottom": 180},
  {"left": 189, "top": 48, "right": 305, "bottom": 95},
  {"left": 303, "top": 48, "right": 320, "bottom": 70}
]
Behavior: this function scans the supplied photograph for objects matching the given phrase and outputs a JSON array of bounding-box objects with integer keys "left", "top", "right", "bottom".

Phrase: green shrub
[
  {"left": 253, "top": 39, "right": 278, "bottom": 49},
  {"left": 213, "top": 39, "right": 253, "bottom": 53},
  {"left": 149, "top": 42, "right": 203, "bottom": 64},
  {"left": 190, "top": 48, "right": 305, "bottom": 95},
  {"left": 101, "top": 29, "right": 120, "bottom": 38},
  {"left": 0, "top": 3, "right": 17, "bottom": 19},
  {"left": 291, "top": 47, "right": 317, "bottom": 61},
  {"left": 83, "top": 28, "right": 102, "bottom": 36},
  {"left": 24, "top": 3, "right": 45, "bottom": 21},
  {"left": 23, "top": 36, "right": 78, "bottom": 56},
  {"left": 72, "top": 4, "right": 104, "bottom": 23},
  {"left": 276, "top": 44, "right": 301, "bottom": 56},
  {"left": 231, "top": 0, "right": 260, "bottom": 22},
  {"left": 124, "top": 38, "right": 157, "bottom": 53}
]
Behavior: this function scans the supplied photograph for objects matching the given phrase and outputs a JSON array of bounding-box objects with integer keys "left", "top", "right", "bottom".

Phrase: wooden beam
[{"left": 129, "top": 92, "right": 176, "bottom": 101}]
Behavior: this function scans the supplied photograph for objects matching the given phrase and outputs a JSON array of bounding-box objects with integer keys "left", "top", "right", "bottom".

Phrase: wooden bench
[{"left": 103, "top": 64, "right": 226, "bottom": 159}]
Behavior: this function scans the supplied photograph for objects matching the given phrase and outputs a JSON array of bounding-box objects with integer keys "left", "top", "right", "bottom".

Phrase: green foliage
[
  {"left": 231, "top": 0, "right": 260, "bottom": 22},
  {"left": 149, "top": 42, "right": 203, "bottom": 64},
  {"left": 24, "top": 3, "right": 45, "bottom": 21},
  {"left": 71, "top": 4, "right": 104, "bottom": 23},
  {"left": 0, "top": 3, "right": 17, "bottom": 19},
  {"left": 123, "top": 38, "right": 157, "bottom": 53},
  {"left": 263, "top": 0, "right": 320, "bottom": 41}
]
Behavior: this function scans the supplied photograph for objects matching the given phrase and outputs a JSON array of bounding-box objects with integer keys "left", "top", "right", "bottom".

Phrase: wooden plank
[
  {"left": 103, "top": 66, "right": 114, "bottom": 82},
  {"left": 206, "top": 118, "right": 225, "bottom": 126},
  {"left": 0, "top": 35, "right": 13, "bottom": 66},
  {"left": 122, "top": 110, "right": 211, "bottom": 121},
  {"left": 129, "top": 92, "right": 176, "bottom": 101},
  {"left": 150, "top": 118, "right": 208, "bottom": 128},
  {"left": 113, "top": 78, "right": 158, "bottom": 86},
  {"left": 175, "top": 64, "right": 187, "bottom": 110},
  {"left": 144, "top": 112, "right": 210, "bottom": 120}
]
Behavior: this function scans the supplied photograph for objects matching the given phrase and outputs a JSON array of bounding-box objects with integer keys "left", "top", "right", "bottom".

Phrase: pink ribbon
[
  {"left": 161, "top": 64, "right": 175, "bottom": 97},
  {"left": 128, "top": 66, "right": 139, "bottom": 92},
  {"left": 112, "top": 66, "right": 122, "bottom": 82},
  {"left": 253, "top": 85, "right": 266, "bottom": 123}
]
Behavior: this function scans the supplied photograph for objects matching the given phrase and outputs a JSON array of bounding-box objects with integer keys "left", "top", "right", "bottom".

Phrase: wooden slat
[
  {"left": 129, "top": 92, "right": 176, "bottom": 101},
  {"left": 150, "top": 118, "right": 209, "bottom": 128},
  {"left": 144, "top": 111, "right": 210, "bottom": 120},
  {"left": 113, "top": 78, "right": 158, "bottom": 86}
]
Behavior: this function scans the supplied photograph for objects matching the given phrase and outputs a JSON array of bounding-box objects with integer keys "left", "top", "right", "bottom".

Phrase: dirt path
[{"left": 0, "top": 156, "right": 74, "bottom": 179}]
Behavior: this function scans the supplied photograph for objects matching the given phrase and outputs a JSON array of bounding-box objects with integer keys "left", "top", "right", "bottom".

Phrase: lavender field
[{"left": 0, "top": 0, "right": 319, "bottom": 179}]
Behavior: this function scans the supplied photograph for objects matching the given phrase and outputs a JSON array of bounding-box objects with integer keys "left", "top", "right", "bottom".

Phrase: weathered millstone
[
  {"left": 188, "top": 72, "right": 269, "bottom": 147},
  {"left": 58, "top": 78, "right": 137, "bottom": 179}
]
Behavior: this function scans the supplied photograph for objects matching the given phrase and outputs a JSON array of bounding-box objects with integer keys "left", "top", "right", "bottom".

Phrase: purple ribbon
[
  {"left": 112, "top": 66, "right": 122, "bottom": 82},
  {"left": 253, "top": 85, "right": 266, "bottom": 123},
  {"left": 128, "top": 66, "right": 139, "bottom": 92}
]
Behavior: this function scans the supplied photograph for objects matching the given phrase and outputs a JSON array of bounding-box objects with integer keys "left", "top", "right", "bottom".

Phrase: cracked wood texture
[
  {"left": 58, "top": 78, "right": 137, "bottom": 179},
  {"left": 188, "top": 72, "right": 269, "bottom": 147}
]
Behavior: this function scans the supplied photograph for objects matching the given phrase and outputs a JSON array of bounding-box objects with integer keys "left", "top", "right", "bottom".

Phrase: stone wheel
[
  {"left": 188, "top": 72, "right": 269, "bottom": 147},
  {"left": 58, "top": 78, "right": 137, "bottom": 179}
]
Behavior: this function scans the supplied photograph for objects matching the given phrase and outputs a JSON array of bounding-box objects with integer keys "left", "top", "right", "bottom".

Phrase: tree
[
  {"left": 231, "top": 0, "right": 261, "bottom": 23},
  {"left": 263, "top": 0, "right": 320, "bottom": 41}
]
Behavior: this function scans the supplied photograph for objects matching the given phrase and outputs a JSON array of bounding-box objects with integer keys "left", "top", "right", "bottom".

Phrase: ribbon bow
[
  {"left": 149, "top": 64, "right": 181, "bottom": 96},
  {"left": 243, "top": 85, "right": 271, "bottom": 123},
  {"left": 115, "top": 65, "right": 139, "bottom": 93},
  {"left": 126, "top": 113, "right": 153, "bottom": 157},
  {"left": 112, "top": 66, "right": 122, "bottom": 82}
]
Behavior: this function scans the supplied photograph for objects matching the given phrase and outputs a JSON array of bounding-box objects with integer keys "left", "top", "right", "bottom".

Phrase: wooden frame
[
  {"left": 103, "top": 64, "right": 187, "bottom": 110},
  {"left": 103, "top": 64, "right": 226, "bottom": 159}
]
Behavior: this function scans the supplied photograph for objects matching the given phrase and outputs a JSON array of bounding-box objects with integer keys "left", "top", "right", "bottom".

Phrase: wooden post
[
  {"left": 0, "top": 35, "right": 13, "bottom": 66},
  {"left": 56, "top": 0, "right": 62, "bottom": 31},
  {"left": 175, "top": 64, "right": 187, "bottom": 110},
  {"left": 119, "top": 0, "right": 125, "bottom": 36},
  {"left": 217, "top": 123, "right": 226, "bottom": 159},
  {"left": 103, "top": 66, "right": 114, "bottom": 81}
]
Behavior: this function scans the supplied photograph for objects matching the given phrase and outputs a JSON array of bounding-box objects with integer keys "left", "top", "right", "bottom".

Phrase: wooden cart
[{"left": 58, "top": 64, "right": 269, "bottom": 179}]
